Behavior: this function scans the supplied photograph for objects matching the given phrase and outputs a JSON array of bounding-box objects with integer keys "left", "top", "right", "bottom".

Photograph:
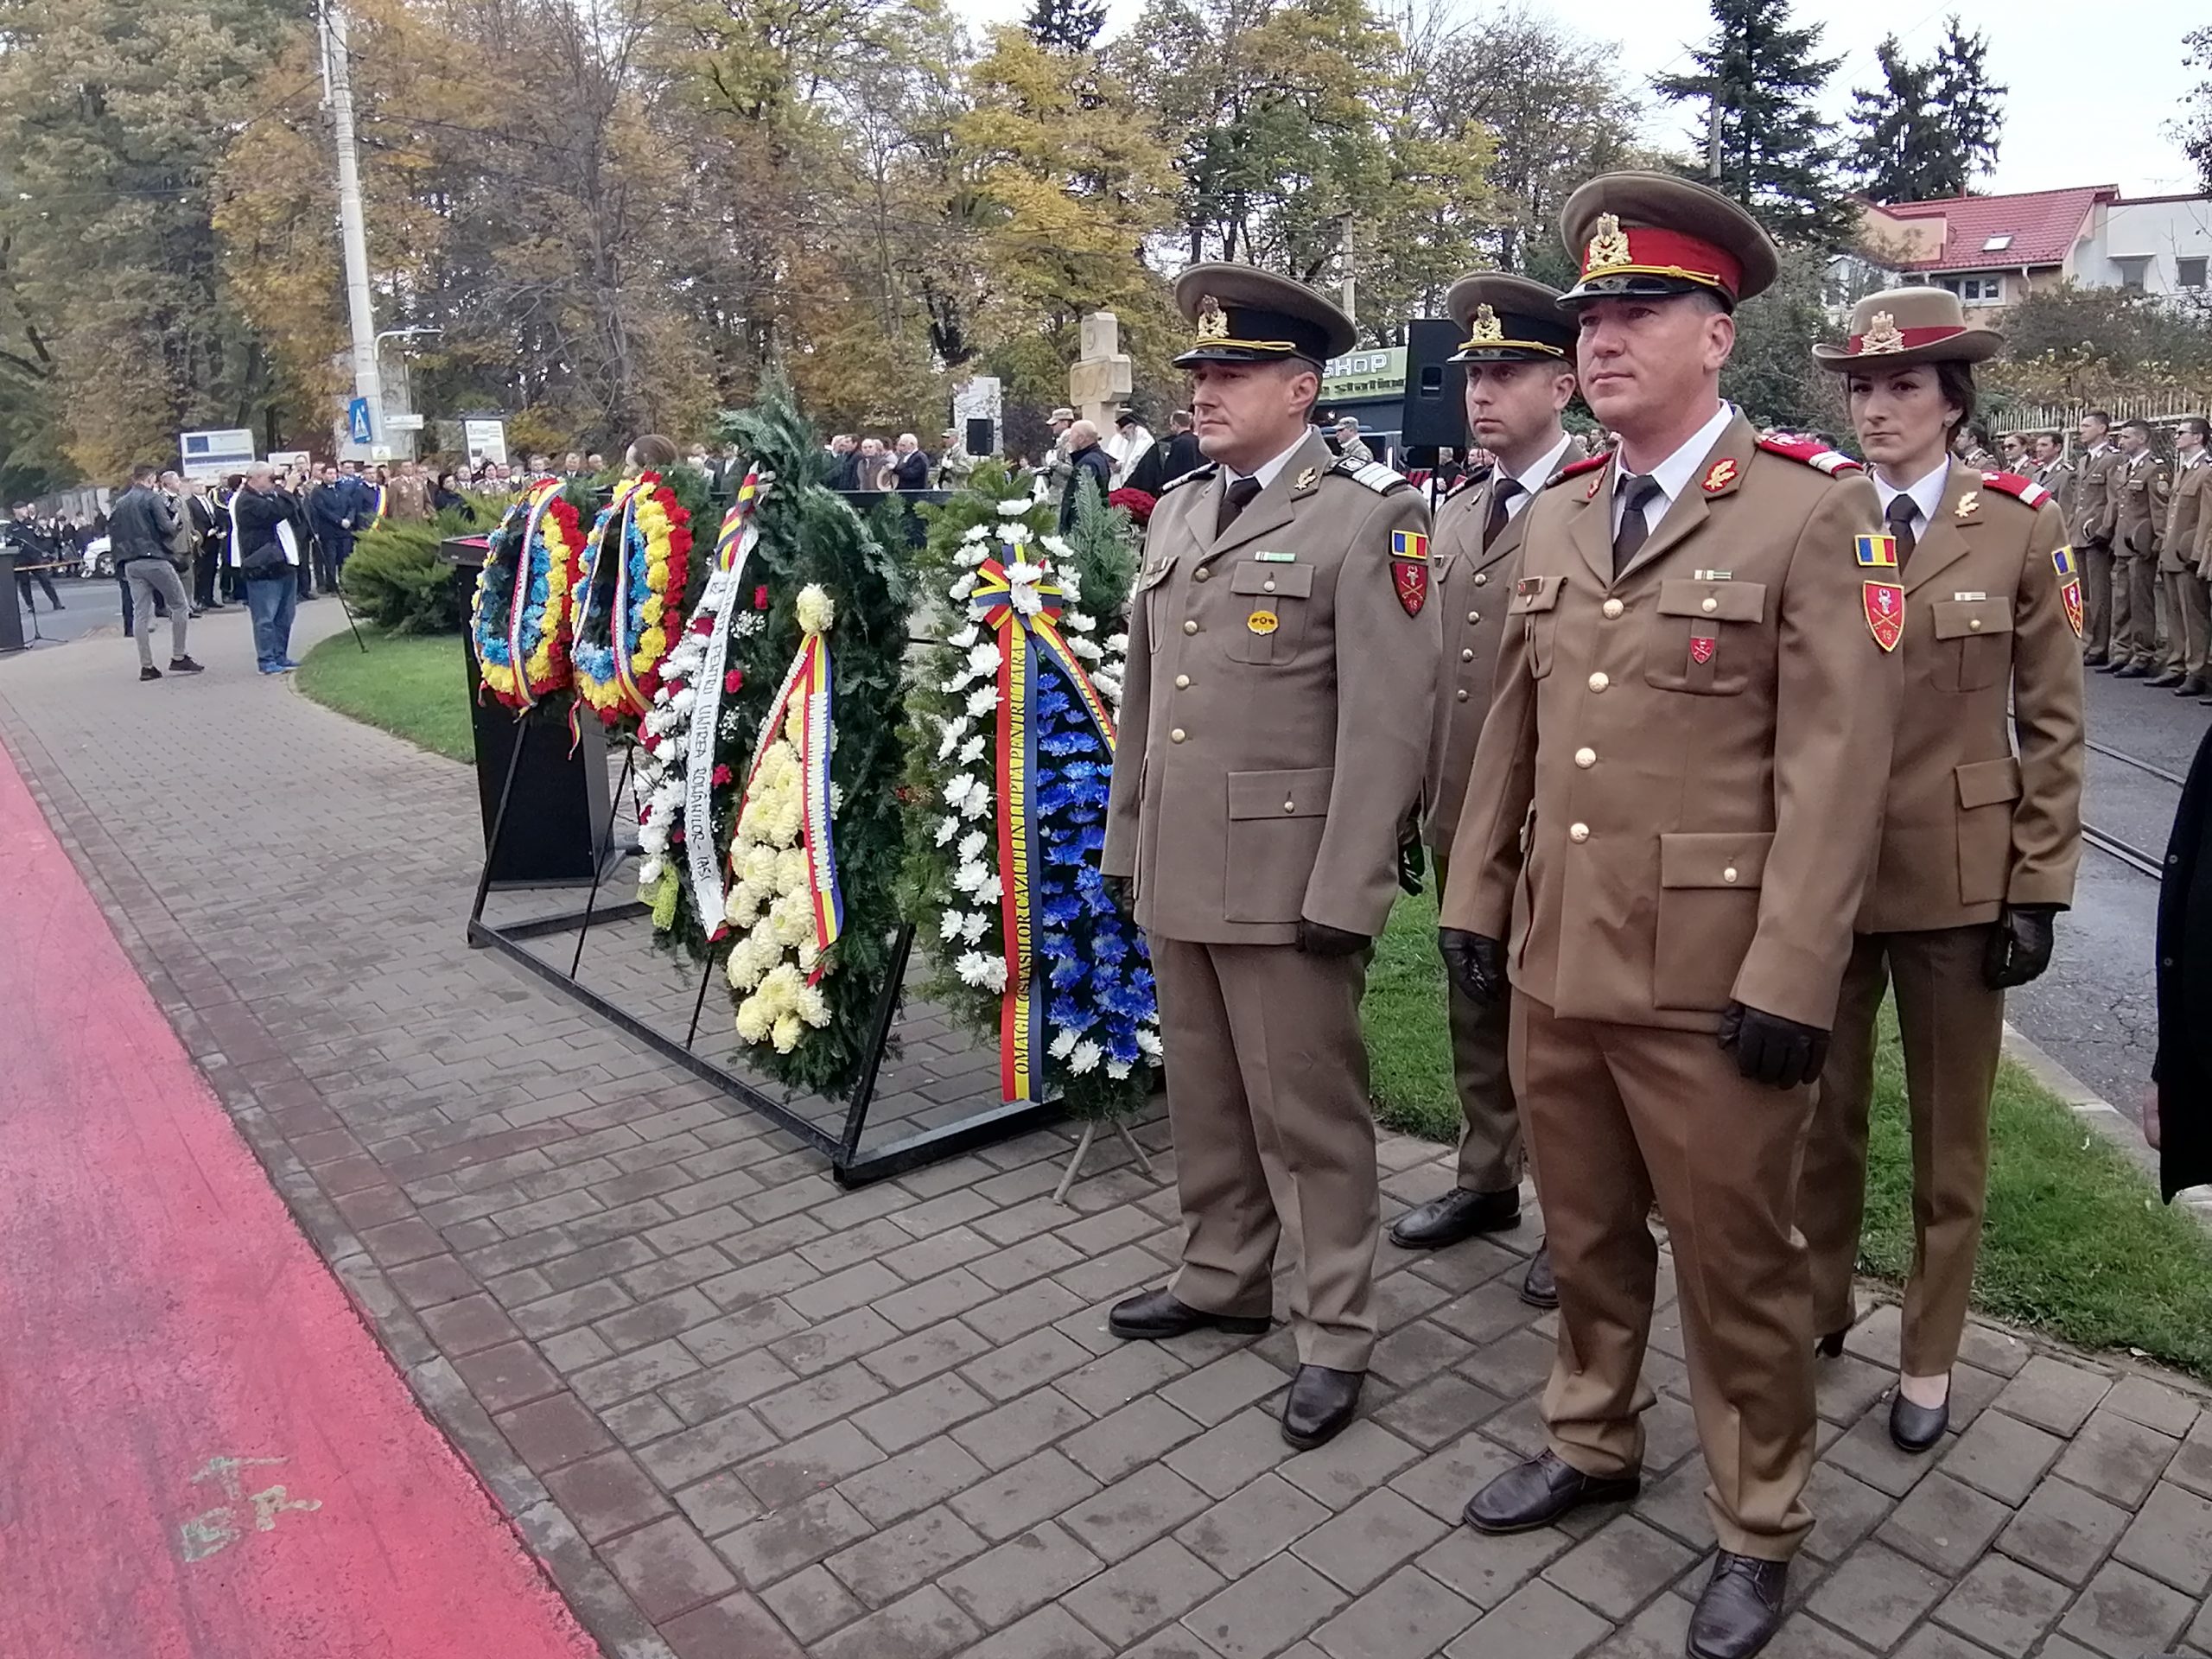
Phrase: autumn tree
[
  {"left": 2176, "top": 27, "right": 2212, "bottom": 195},
  {"left": 1847, "top": 19, "right": 2005, "bottom": 203}
]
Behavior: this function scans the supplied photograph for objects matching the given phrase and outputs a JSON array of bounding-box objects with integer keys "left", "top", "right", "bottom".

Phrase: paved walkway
[{"left": 3, "top": 607, "right": 2210, "bottom": 1659}]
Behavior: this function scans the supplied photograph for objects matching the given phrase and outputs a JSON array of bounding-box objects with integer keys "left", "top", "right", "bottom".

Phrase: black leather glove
[
  {"left": 1718, "top": 1001, "right": 1830, "bottom": 1089},
  {"left": 1296, "top": 918, "right": 1370, "bottom": 956},
  {"left": 1397, "top": 835, "right": 1425, "bottom": 897},
  {"left": 1101, "top": 874, "right": 1132, "bottom": 913},
  {"left": 1983, "top": 903, "right": 2060, "bottom": 989},
  {"left": 1438, "top": 928, "right": 1505, "bottom": 1007}
]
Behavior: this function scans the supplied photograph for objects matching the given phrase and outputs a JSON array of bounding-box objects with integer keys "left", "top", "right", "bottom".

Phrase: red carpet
[{"left": 0, "top": 743, "right": 601, "bottom": 1659}]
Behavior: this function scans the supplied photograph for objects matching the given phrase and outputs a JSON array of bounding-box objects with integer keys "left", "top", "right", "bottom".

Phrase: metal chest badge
[
  {"left": 1390, "top": 530, "right": 1430, "bottom": 616},
  {"left": 1863, "top": 581, "right": 1905, "bottom": 652},
  {"left": 1689, "top": 634, "right": 1717, "bottom": 666},
  {"left": 1247, "top": 610, "right": 1280, "bottom": 635}
]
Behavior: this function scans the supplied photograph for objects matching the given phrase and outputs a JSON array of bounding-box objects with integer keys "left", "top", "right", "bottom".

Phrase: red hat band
[
  {"left": 1581, "top": 222, "right": 1744, "bottom": 298},
  {"left": 1846, "top": 322, "right": 1971, "bottom": 355}
]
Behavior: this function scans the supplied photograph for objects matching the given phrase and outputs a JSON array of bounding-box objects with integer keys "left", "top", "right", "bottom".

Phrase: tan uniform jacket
[
  {"left": 2035, "top": 460, "right": 2075, "bottom": 529},
  {"left": 1443, "top": 413, "right": 1904, "bottom": 1033},
  {"left": 1424, "top": 474, "right": 1527, "bottom": 849},
  {"left": 2164, "top": 454, "right": 2211, "bottom": 575},
  {"left": 386, "top": 472, "right": 430, "bottom": 523},
  {"left": 2073, "top": 446, "right": 2123, "bottom": 545},
  {"left": 1103, "top": 429, "right": 1438, "bottom": 944},
  {"left": 1854, "top": 463, "right": 2083, "bottom": 934},
  {"left": 2114, "top": 451, "right": 2171, "bottom": 557}
]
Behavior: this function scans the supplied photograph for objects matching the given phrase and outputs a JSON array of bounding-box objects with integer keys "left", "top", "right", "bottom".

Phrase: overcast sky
[{"left": 957, "top": 0, "right": 2203, "bottom": 200}]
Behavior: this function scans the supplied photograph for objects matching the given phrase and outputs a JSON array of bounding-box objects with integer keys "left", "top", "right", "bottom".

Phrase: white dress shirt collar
[
  {"left": 1611, "top": 401, "right": 1736, "bottom": 536},
  {"left": 1501, "top": 431, "right": 1577, "bottom": 522},
  {"left": 1229, "top": 429, "right": 1319, "bottom": 493},
  {"left": 1870, "top": 458, "right": 1952, "bottom": 541}
]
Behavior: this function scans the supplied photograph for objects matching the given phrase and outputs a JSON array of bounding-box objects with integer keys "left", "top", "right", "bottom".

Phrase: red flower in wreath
[
  {"left": 753, "top": 584, "right": 771, "bottom": 610},
  {"left": 725, "top": 668, "right": 745, "bottom": 694},
  {"left": 711, "top": 764, "right": 733, "bottom": 787}
]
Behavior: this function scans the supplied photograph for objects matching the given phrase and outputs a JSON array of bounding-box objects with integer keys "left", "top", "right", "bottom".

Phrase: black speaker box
[{"left": 1399, "top": 319, "right": 1466, "bottom": 451}]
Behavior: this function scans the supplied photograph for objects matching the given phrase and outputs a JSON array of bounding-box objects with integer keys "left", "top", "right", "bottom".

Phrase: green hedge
[{"left": 338, "top": 499, "right": 495, "bottom": 633}]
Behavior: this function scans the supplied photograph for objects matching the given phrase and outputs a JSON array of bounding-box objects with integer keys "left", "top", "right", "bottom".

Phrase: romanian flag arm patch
[
  {"left": 1854, "top": 534, "right": 1898, "bottom": 569},
  {"left": 2051, "top": 544, "right": 2076, "bottom": 578},
  {"left": 1390, "top": 530, "right": 1430, "bottom": 616}
]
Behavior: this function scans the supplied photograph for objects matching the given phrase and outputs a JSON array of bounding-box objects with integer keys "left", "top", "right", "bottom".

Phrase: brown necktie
[
  {"left": 1217, "top": 475, "right": 1262, "bottom": 538},
  {"left": 1611, "top": 474, "right": 1662, "bottom": 575},
  {"left": 1885, "top": 493, "right": 1918, "bottom": 566},
  {"left": 1483, "top": 478, "right": 1521, "bottom": 551}
]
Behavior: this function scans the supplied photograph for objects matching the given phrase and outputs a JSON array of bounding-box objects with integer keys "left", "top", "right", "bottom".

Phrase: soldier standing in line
[
  {"left": 2073, "top": 410, "right": 2125, "bottom": 666},
  {"left": 2108, "top": 417, "right": 2170, "bottom": 677},
  {"left": 2031, "top": 431, "right": 2074, "bottom": 526},
  {"left": 1796, "top": 288, "right": 2083, "bottom": 1455},
  {"left": 1101, "top": 265, "right": 1437, "bottom": 1452},
  {"left": 1442, "top": 173, "right": 1903, "bottom": 1659},
  {"left": 2168, "top": 417, "right": 2212, "bottom": 699},
  {"left": 1389, "top": 273, "right": 1581, "bottom": 1311}
]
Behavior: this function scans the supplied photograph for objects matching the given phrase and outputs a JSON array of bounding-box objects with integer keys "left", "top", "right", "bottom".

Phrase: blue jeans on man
[{"left": 244, "top": 573, "right": 297, "bottom": 671}]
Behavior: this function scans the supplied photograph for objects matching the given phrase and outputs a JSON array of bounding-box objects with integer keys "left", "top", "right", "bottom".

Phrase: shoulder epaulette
[
  {"left": 1546, "top": 453, "right": 1609, "bottom": 489},
  {"left": 1976, "top": 469, "right": 2051, "bottom": 510},
  {"left": 1442, "top": 470, "right": 1488, "bottom": 502},
  {"left": 1330, "top": 457, "right": 1411, "bottom": 494},
  {"left": 1160, "top": 463, "right": 1217, "bottom": 495},
  {"left": 1755, "top": 436, "right": 1863, "bottom": 477}
]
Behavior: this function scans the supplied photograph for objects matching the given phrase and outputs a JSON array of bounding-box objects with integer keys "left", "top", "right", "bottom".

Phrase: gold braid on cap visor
[{"left": 1457, "top": 335, "right": 1567, "bottom": 356}]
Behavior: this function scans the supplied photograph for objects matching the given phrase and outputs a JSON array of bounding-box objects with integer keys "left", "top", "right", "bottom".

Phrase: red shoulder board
[
  {"left": 1976, "top": 469, "right": 2051, "bottom": 509},
  {"left": 1547, "top": 453, "right": 1609, "bottom": 488},
  {"left": 1755, "top": 436, "right": 1864, "bottom": 478}
]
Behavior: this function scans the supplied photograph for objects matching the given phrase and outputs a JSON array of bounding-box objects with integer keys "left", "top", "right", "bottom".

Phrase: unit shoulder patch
[
  {"left": 1756, "top": 436, "right": 1864, "bottom": 477},
  {"left": 1975, "top": 469, "right": 2051, "bottom": 509},
  {"left": 1546, "top": 453, "right": 1609, "bottom": 489},
  {"left": 1160, "top": 463, "right": 1217, "bottom": 495},
  {"left": 1331, "top": 457, "right": 1412, "bottom": 494}
]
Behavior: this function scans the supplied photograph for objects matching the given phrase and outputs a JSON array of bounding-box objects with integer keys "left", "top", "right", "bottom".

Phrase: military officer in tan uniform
[
  {"left": 2074, "top": 410, "right": 2125, "bottom": 666},
  {"left": 2031, "top": 433, "right": 2074, "bottom": 525},
  {"left": 2110, "top": 418, "right": 2171, "bottom": 677},
  {"left": 1796, "top": 289, "right": 2084, "bottom": 1458},
  {"left": 2161, "top": 417, "right": 2210, "bottom": 696},
  {"left": 1101, "top": 265, "right": 1437, "bottom": 1452},
  {"left": 1392, "top": 273, "right": 1580, "bottom": 1310},
  {"left": 1443, "top": 174, "right": 1903, "bottom": 1659}
]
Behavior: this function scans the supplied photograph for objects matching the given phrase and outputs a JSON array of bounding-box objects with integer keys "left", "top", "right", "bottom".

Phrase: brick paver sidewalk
[{"left": 3, "top": 608, "right": 2209, "bottom": 1659}]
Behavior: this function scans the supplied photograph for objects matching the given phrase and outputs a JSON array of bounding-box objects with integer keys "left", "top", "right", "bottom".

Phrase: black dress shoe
[
  {"left": 2149, "top": 669, "right": 2186, "bottom": 688},
  {"left": 1688, "top": 1552, "right": 1789, "bottom": 1659},
  {"left": 1389, "top": 1186, "right": 1518, "bottom": 1249},
  {"left": 1889, "top": 1389, "right": 1949, "bottom": 1453},
  {"left": 1815, "top": 1329, "right": 1846, "bottom": 1358},
  {"left": 1464, "top": 1450, "right": 1639, "bottom": 1534},
  {"left": 1281, "top": 1364, "right": 1363, "bottom": 1450},
  {"left": 2082, "top": 652, "right": 2108, "bottom": 666},
  {"left": 1107, "top": 1287, "right": 1269, "bottom": 1341},
  {"left": 2114, "top": 663, "right": 2151, "bottom": 678},
  {"left": 2177, "top": 677, "right": 2209, "bottom": 697},
  {"left": 1518, "top": 1241, "right": 1557, "bottom": 1309}
]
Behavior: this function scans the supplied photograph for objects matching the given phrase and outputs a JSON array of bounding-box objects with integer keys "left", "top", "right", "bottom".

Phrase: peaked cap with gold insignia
[
  {"left": 1442, "top": 272, "right": 1576, "bottom": 364},
  {"left": 1172, "top": 263, "right": 1357, "bottom": 369},
  {"left": 1556, "top": 171, "right": 1780, "bottom": 308}
]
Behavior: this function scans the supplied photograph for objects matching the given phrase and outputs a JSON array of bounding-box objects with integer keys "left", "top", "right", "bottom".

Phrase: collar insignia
[
  {"left": 1195, "top": 296, "right": 1230, "bottom": 341},
  {"left": 1860, "top": 312, "right": 1904, "bottom": 353},
  {"left": 1586, "top": 213, "right": 1631, "bottom": 270},
  {"left": 1955, "top": 491, "right": 1979, "bottom": 518},
  {"left": 1701, "top": 458, "right": 1738, "bottom": 494},
  {"left": 1294, "top": 466, "right": 1319, "bottom": 490}
]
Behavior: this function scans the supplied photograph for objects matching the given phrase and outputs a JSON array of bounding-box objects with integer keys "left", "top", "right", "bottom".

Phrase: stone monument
[{"left": 1069, "top": 311, "right": 1132, "bottom": 430}]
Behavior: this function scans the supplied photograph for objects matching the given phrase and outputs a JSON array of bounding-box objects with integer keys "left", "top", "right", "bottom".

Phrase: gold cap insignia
[
  {"left": 1585, "top": 213, "right": 1631, "bottom": 271},
  {"left": 1195, "top": 296, "right": 1230, "bottom": 342},
  {"left": 1470, "top": 304, "right": 1503, "bottom": 344},
  {"left": 1861, "top": 312, "right": 1904, "bottom": 353}
]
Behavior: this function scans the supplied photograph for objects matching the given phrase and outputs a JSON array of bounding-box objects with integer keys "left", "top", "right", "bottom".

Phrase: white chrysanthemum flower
[
  {"left": 653, "top": 686, "right": 671, "bottom": 705},
  {"left": 961, "top": 782, "right": 993, "bottom": 821},
  {"left": 976, "top": 873, "right": 1002, "bottom": 904},
  {"left": 1040, "top": 534, "right": 1073, "bottom": 562},
  {"left": 935, "top": 816, "right": 961, "bottom": 847},
  {"left": 963, "top": 522, "right": 993, "bottom": 542},
  {"left": 797, "top": 936, "right": 820, "bottom": 976},
  {"left": 1068, "top": 635, "right": 1103, "bottom": 662},
  {"left": 954, "top": 859, "right": 988, "bottom": 894},
  {"left": 958, "top": 830, "right": 987, "bottom": 862},
  {"left": 1069, "top": 1039, "right": 1103, "bottom": 1075},
  {"left": 1049, "top": 1028, "right": 1078, "bottom": 1059},
  {"left": 830, "top": 783, "right": 843, "bottom": 816},
  {"left": 959, "top": 911, "right": 991, "bottom": 944},
  {"left": 938, "top": 908, "right": 970, "bottom": 942},
  {"left": 967, "top": 640, "right": 1002, "bottom": 677},
  {"left": 995, "top": 499, "right": 1029, "bottom": 518},
  {"left": 1006, "top": 560, "right": 1045, "bottom": 587},
  {"left": 637, "top": 856, "right": 664, "bottom": 887},
  {"left": 639, "top": 824, "right": 668, "bottom": 857},
  {"left": 1094, "top": 673, "right": 1122, "bottom": 702},
  {"left": 958, "top": 734, "right": 985, "bottom": 766},
  {"left": 1105, "top": 632, "right": 1128, "bottom": 655},
  {"left": 1107, "top": 1058, "right": 1132, "bottom": 1080},
  {"left": 1135, "top": 1028, "right": 1163, "bottom": 1059},
  {"left": 943, "top": 774, "right": 979, "bottom": 811},
  {"left": 795, "top": 584, "right": 836, "bottom": 635},
  {"left": 964, "top": 684, "right": 997, "bottom": 716},
  {"left": 955, "top": 950, "right": 1008, "bottom": 990},
  {"left": 950, "top": 624, "right": 981, "bottom": 649},
  {"left": 950, "top": 572, "right": 978, "bottom": 601},
  {"left": 1065, "top": 609, "right": 1096, "bottom": 633}
]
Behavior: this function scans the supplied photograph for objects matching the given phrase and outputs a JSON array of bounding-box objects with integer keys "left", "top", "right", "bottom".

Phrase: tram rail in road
[{"left": 2077, "top": 734, "right": 2179, "bottom": 880}]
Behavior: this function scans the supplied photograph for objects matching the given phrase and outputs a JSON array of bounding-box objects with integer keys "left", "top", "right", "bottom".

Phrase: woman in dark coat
[{"left": 2154, "top": 721, "right": 2212, "bottom": 1199}]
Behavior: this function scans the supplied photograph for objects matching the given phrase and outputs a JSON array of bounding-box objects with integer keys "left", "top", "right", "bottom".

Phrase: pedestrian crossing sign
[{"left": 1854, "top": 535, "right": 1897, "bottom": 569}]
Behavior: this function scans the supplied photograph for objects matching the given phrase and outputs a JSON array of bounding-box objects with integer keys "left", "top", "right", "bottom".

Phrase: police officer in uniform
[
  {"left": 1796, "top": 288, "right": 2083, "bottom": 1454},
  {"left": 1391, "top": 273, "right": 1580, "bottom": 1312},
  {"left": 2113, "top": 418, "right": 2171, "bottom": 677},
  {"left": 1102, "top": 265, "right": 1437, "bottom": 1451},
  {"left": 2074, "top": 411, "right": 2125, "bottom": 666},
  {"left": 1443, "top": 174, "right": 1903, "bottom": 1659}
]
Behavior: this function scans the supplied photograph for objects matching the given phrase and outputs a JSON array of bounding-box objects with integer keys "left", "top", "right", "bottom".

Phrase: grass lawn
[
  {"left": 1363, "top": 890, "right": 2212, "bottom": 1379},
  {"left": 295, "top": 626, "right": 474, "bottom": 763}
]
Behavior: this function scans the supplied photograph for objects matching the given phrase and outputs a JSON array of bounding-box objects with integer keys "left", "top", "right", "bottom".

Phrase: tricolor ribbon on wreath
[
  {"left": 505, "top": 478, "right": 567, "bottom": 712},
  {"left": 734, "top": 593, "right": 844, "bottom": 980},
  {"left": 578, "top": 476, "right": 650, "bottom": 713},
  {"left": 968, "top": 556, "right": 1118, "bottom": 1103},
  {"left": 683, "top": 472, "right": 769, "bottom": 937}
]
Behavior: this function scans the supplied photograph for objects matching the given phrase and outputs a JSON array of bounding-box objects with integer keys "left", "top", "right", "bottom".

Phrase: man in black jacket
[
  {"left": 1058, "top": 419, "right": 1114, "bottom": 533},
  {"left": 5, "top": 503, "right": 65, "bottom": 613},
  {"left": 228, "top": 463, "right": 299, "bottom": 674},
  {"left": 306, "top": 464, "right": 358, "bottom": 596},
  {"left": 2155, "top": 721, "right": 2212, "bottom": 1202},
  {"left": 111, "top": 465, "right": 203, "bottom": 681}
]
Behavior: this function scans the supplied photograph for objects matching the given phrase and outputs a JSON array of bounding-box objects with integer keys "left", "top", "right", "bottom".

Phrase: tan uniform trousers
[
  {"left": 2082, "top": 541, "right": 2114, "bottom": 658},
  {"left": 1433, "top": 852, "right": 1524, "bottom": 1193},
  {"left": 1152, "top": 938, "right": 1380, "bottom": 1371},
  {"left": 1802, "top": 927, "right": 2004, "bottom": 1377},
  {"left": 2118, "top": 552, "right": 2161, "bottom": 667},
  {"left": 1511, "top": 992, "right": 1817, "bottom": 1560},
  {"left": 2164, "top": 568, "right": 2210, "bottom": 679}
]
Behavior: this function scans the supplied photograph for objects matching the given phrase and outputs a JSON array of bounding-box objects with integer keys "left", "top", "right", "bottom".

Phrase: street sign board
[
  {"left": 386, "top": 412, "right": 425, "bottom": 433},
  {"left": 461, "top": 417, "right": 508, "bottom": 467},
  {"left": 347, "top": 397, "right": 374, "bottom": 445},
  {"left": 178, "top": 428, "right": 256, "bottom": 482}
]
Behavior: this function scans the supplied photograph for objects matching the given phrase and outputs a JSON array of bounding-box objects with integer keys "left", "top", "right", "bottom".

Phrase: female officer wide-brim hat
[
  {"left": 1812, "top": 286, "right": 2004, "bottom": 371},
  {"left": 1556, "top": 171, "right": 1781, "bottom": 308},
  {"left": 1443, "top": 272, "right": 1575, "bottom": 364},
  {"left": 1172, "top": 263, "right": 1357, "bottom": 369}
]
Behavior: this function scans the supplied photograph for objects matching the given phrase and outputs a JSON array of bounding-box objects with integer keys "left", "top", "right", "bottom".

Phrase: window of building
[
  {"left": 2113, "top": 256, "right": 2150, "bottom": 292},
  {"left": 1981, "top": 234, "right": 2013, "bottom": 252},
  {"left": 2181, "top": 256, "right": 2209, "bottom": 290},
  {"left": 1938, "top": 274, "right": 2004, "bottom": 303}
]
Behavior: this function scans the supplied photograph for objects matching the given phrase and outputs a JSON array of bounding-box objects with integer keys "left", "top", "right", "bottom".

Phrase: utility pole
[
  {"left": 1706, "top": 87, "right": 1724, "bottom": 183},
  {"left": 1336, "top": 216, "right": 1356, "bottom": 327},
  {"left": 320, "top": 0, "right": 382, "bottom": 461}
]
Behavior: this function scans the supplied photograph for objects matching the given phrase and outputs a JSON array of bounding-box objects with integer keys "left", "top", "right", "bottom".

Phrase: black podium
[{"left": 442, "top": 534, "right": 614, "bottom": 887}]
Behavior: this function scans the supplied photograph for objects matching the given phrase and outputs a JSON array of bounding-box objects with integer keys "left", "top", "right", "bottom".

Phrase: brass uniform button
[
  {"left": 1262, "top": 579, "right": 1276, "bottom": 593},
  {"left": 1574, "top": 747, "right": 1596, "bottom": 768},
  {"left": 1588, "top": 671, "right": 1609, "bottom": 692},
  {"left": 1281, "top": 800, "right": 1296, "bottom": 812},
  {"left": 1701, "top": 595, "right": 1719, "bottom": 613},
  {"left": 1568, "top": 823, "right": 1590, "bottom": 843},
  {"left": 1194, "top": 568, "right": 1211, "bottom": 582},
  {"left": 1723, "top": 867, "right": 1739, "bottom": 884},
  {"left": 1473, "top": 573, "right": 1489, "bottom": 587},
  {"left": 1174, "top": 674, "right": 1191, "bottom": 689},
  {"left": 1183, "top": 620, "right": 1198, "bottom": 635},
  {"left": 1969, "top": 618, "right": 1981, "bottom": 631},
  {"left": 1602, "top": 598, "right": 1624, "bottom": 620},
  {"left": 1467, "top": 610, "right": 1480, "bottom": 623},
  {"left": 1455, "top": 689, "right": 1469, "bottom": 702},
  {"left": 1170, "top": 728, "right": 1187, "bottom": 743},
  {"left": 1460, "top": 648, "right": 1475, "bottom": 663}
]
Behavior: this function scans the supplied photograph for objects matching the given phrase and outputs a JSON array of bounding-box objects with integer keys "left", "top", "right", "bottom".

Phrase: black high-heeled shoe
[
  {"left": 1815, "top": 1330, "right": 1846, "bottom": 1358},
  {"left": 1890, "top": 1385, "right": 1949, "bottom": 1453}
]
